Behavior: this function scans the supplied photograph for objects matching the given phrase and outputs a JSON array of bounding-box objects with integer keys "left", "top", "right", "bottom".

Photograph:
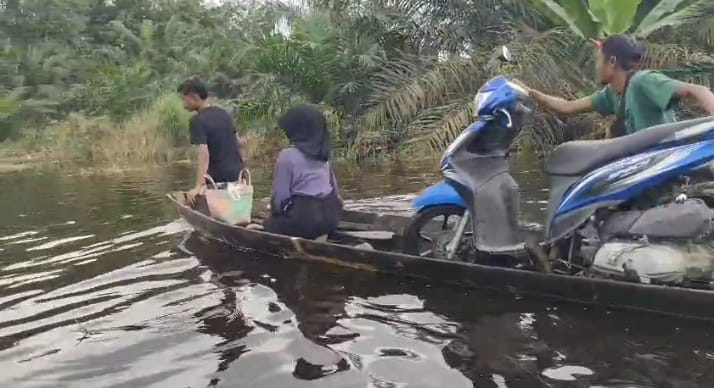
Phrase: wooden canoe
[{"left": 168, "top": 193, "right": 714, "bottom": 321}]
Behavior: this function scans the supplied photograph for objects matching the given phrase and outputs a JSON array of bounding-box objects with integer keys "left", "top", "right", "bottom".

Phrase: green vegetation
[
  {"left": 1, "top": 0, "right": 714, "bottom": 166},
  {"left": 536, "top": 0, "right": 714, "bottom": 38}
]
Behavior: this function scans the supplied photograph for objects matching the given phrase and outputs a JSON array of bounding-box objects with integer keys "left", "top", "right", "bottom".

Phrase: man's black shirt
[{"left": 189, "top": 106, "right": 243, "bottom": 182}]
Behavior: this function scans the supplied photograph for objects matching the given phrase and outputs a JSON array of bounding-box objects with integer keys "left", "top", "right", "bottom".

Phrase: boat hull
[{"left": 168, "top": 194, "right": 714, "bottom": 321}]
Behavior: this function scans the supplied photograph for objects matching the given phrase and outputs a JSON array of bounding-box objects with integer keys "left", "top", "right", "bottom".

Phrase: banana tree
[{"left": 535, "top": 0, "right": 714, "bottom": 39}]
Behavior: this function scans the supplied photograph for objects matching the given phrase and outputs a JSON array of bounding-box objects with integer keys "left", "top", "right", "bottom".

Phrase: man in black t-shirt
[{"left": 178, "top": 77, "right": 246, "bottom": 204}]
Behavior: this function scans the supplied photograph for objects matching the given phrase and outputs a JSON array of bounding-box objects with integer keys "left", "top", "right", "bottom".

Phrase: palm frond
[
  {"left": 533, "top": 0, "right": 600, "bottom": 38},
  {"left": 359, "top": 55, "right": 482, "bottom": 133},
  {"left": 401, "top": 99, "right": 474, "bottom": 154},
  {"left": 635, "top": 0, "right": 714, "bottom": 38},
  {"left": 506, "top": 29, "right": 597, "bottom": 93},
  {"left": 698, "top": 17, "right": 714, "bottom": 48},
  {"left": 637, "top": 0, "right": 690, "bottom": 34},
  {"left": 641, "top": 42, "right": 714, "bottom": 86}
]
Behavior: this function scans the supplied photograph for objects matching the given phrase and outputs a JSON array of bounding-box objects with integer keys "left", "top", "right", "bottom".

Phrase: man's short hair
[
  {"left": 178, "top": 77, "right": 209, "bottom": 100},
  {"left": 599, "top": 35, "right": 644, "bottom": 71}
]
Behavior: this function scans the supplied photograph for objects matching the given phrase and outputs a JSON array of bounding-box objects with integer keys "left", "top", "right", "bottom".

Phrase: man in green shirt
[{"left": 522, "top": 35, "right": 714, "bottom": 137}]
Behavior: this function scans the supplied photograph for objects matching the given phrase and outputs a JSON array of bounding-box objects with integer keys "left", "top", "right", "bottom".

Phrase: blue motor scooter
[{"left": 404, "top": 46, "right": 714, "bottom": 285}]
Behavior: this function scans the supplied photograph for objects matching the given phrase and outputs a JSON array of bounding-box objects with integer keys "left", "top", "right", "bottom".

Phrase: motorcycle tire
[{"left": 403, "top": 205, "right": 466, "bottom": 257}]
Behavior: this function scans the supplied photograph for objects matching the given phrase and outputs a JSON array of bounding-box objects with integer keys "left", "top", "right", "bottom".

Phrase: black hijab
[{"left": 278, "top": 104, "right": 332, "bottom": 162}]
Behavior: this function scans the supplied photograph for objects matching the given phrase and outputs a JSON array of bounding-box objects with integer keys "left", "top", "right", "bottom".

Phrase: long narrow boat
[{"left": 168, "top": 193, "right": 714, "bottom": 321}]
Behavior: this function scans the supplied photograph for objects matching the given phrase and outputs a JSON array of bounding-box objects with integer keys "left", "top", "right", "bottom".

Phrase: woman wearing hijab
[{"left": 264, "top": 104, "right": 342, "bottom": 239}]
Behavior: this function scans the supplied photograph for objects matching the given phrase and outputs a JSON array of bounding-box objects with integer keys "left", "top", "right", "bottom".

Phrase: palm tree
[
  {"left": 346, "top": 0, "right": 544, "bottom": 157},
  {"left": 350, "top": 0, "right": 714, "bottom": 157}
]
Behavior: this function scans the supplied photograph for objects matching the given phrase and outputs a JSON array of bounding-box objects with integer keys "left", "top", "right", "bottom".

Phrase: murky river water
[{"left": 1, "top": 160, "right": 714, "bottom": 387}]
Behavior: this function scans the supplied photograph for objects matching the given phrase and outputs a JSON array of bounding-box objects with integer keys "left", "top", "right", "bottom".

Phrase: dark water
[{"left": 1, "top": 160, "right": 713, "bottom": 388}]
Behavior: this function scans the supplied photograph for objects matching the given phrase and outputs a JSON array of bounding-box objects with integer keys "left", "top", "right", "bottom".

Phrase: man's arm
[
  {"left": 186, "top": 144, "right": 210, "bottom": 205},
  {"left": 636, "top": 71, "right": 714, "bottom": 115},
  {"left": 530, "top": 90, "right": 596, "bottom": 116},
  {"left": 229, "top": 116, "right": 247, "bottom": 150},
  {"left": 188, "top": 117, "right": 209, "bottom": 199},
  {"left": 194, "top": 145, "right": 210, "bottom": 188},
  {"left": 675, "top": 84, "right": 714, "bottom": 115}
]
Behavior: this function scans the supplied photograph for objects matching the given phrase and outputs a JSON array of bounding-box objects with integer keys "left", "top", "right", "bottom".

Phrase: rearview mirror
[{"left": 499, "top": 46, "right": 512, "bottom": 62}]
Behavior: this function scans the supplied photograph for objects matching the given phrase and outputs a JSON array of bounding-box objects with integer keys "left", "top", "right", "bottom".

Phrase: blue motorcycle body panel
[
  {"left": 546, "top": 140, "right": 714, "bottom": 241},
  {"left": 417, "top": 120, "right": 491, "bottom": 211},
  {"left": 473, "top": 76, "right": 522, "bottom": 117},
  {"left": 412, "top": 181, "right": 467, "bottom": 211},
  {"left": 547, "top": 140, "right": 714, "bottom": 238}
]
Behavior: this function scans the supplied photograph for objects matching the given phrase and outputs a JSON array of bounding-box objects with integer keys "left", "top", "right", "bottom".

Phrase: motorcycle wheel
[{"left": 403, "top": 205, "right": 469, "bottom": 258}]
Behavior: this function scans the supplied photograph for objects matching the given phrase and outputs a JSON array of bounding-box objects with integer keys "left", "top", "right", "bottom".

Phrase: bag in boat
[
  {"left": 202, "top": 170, "right": 253, "bottom": 225},
  {"left": 599, "top": 198, "right": 714, "bottom": 240}
]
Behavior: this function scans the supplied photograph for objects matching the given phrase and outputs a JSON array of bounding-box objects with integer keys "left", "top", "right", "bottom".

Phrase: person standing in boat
[
  {"left": 264, "top": 104, "right": 342, "bottom": 239},
  {"left": 178, "top": 77, "right": 247, "bottom": 204}
]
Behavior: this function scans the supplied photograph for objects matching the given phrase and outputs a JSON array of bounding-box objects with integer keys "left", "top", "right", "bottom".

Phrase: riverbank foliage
[{"left": 2, "top": 0, "right": 714, "bottom": 165}]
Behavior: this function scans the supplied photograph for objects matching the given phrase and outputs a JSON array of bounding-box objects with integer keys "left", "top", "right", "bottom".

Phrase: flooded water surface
[{"left": 1, "top": 160, "right": 714, "bottom": 387}]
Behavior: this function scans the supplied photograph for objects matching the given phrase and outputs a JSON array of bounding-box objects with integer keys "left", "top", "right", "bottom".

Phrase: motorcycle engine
[{"left": 581, "top": 198, "right": 714, "bottom": 286}]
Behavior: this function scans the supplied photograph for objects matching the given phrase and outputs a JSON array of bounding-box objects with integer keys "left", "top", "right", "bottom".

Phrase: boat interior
[{"left": 172, "top": 191, "right": 411, "bottom": 252}]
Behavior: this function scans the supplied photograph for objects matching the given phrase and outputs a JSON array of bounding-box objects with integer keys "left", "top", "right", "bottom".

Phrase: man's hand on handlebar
[{"left": 510, "top": 78, "right": 531, "bottom": 96}]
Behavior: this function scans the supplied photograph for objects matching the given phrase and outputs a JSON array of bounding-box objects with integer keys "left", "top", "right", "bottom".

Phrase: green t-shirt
[{"left": 590, "top": 70, "right": 685, "bottom": 134}]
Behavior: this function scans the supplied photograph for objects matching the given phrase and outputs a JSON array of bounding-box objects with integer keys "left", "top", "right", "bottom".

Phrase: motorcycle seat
[{"left": 545, "top": 116, "right": 714, "bottom": 176}]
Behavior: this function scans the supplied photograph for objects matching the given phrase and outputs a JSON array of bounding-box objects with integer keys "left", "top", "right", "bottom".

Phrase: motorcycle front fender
[{"left": 412, "top": 181, "right": 467, "bottom": 211}]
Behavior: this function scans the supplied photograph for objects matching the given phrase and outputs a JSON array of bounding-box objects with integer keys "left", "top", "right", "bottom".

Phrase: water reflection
[
  {"left": 188, "top": 236, "right": 472, "bottom": 387},
  {"left": 0, "top": 161, "right": 712, "bottom": 387},
  {"left": 188, "top": 234, "right": 714, "bottom": 388}
]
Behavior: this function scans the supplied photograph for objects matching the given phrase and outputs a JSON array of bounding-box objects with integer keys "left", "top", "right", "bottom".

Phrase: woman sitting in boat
[{"left": 264, "top": 104, "right": 342, "bottom": 239}]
